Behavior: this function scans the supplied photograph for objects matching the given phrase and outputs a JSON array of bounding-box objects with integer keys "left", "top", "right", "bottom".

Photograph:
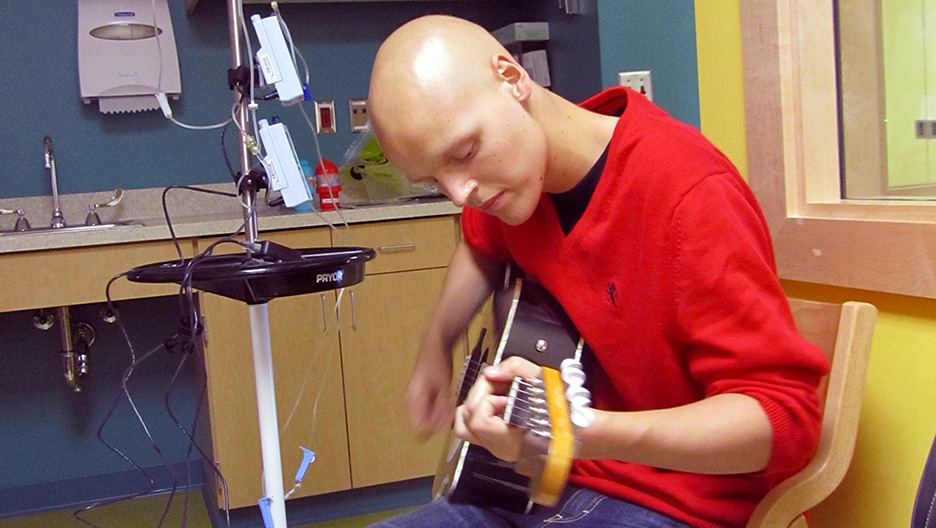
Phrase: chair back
[{"left": 746, "top": 299, "right": 877, "bottom": 528}]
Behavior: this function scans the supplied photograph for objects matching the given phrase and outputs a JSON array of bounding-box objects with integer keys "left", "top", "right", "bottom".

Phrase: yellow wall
[
  {"left": 781, "top": 282, "right": 936, "bottom": 527},
  {"left": 693, "top": 0, "right": 747, "bottom": 177},
  {"left": 695, "top": 1, "right": 936, "bottom": 526}
]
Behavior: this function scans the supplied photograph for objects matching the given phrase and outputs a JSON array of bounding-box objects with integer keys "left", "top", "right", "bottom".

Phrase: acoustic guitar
[{"left": 432, "top": 273, "right": 591, "bottom": 513}]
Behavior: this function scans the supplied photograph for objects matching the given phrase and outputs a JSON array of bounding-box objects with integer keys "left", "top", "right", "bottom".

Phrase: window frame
[{"left": 741, "top": 0, "right": 936, "bottom": 299}]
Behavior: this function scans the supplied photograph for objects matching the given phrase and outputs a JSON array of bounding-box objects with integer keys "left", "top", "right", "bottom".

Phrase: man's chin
[{"left": 486, "top": 208, "right": 533, "bottom": 227}]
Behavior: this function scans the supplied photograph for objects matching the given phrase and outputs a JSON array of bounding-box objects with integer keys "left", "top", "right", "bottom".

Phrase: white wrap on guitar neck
[{"left": 560, "top": 358, "right": 595, "bottom": 429}]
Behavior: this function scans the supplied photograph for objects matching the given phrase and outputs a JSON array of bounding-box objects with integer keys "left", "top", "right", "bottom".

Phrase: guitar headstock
[{"left": 503, "top": 360, "right": 593, "bottom": 507}]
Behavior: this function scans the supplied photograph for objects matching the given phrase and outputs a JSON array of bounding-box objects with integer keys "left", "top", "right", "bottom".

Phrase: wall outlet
[
  {"left": 618, "top": 70, "right": 653, "bottom": 102},
  {"left": 349, "top": 98, "right": 368, "bottom": 133}
]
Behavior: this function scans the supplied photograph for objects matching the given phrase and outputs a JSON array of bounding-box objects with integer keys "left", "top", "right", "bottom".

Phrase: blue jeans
[{"left": 367, "top": 485, "right": 692, "bottom": 528}]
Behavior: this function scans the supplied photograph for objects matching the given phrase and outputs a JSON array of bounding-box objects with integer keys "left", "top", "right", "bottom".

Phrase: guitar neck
[
  {"left": 504, "top": 366, "right": 575, "bottom": 507},
  {"left": 433, "top": 273, "right": 591, "bottom": 512}
]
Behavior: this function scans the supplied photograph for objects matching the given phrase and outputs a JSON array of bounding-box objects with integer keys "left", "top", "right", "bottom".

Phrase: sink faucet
[{"left": 43, "top": 136, "right": 65, "bottom": 228}]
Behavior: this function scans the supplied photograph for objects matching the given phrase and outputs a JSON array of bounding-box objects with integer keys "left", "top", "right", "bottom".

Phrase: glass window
[
  {"left": 839, "top": 0, "right": 936, "bottom": 200},
  {"left": 742, "top": 0, "right": 936, "bottom": 299}
]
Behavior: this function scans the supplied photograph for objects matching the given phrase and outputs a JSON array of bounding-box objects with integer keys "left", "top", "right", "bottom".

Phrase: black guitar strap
[
  {"left": 913, "top": 432, "right": 936, "bottom": 528},
  {"left": 500, "top": 265, "right": 588, "bottom": 370}
]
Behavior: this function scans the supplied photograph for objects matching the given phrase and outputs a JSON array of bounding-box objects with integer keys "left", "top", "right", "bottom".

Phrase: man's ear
[{"left": 492, "top": 53, "right": 533, "bottom": 101}]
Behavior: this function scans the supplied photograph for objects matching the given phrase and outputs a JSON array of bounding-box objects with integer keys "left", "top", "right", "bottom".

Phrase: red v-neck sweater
[{"left": 461, "top": 87, "right": 829, "bottom": 528}]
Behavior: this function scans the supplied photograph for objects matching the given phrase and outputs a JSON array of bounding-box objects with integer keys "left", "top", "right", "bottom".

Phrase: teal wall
[
  {"left": 0, "top": 2, "right": 533, "bottom": 200},
  {"left": 0, "top": 0, "right": 698, "bottom": 199},
  {"left": 0, "top": 296, "right": 207, "bottom": 517},
  {"left": 0, "top": 0, "right": 700, "bottom": 522},
  {"left": 597, "top": 0, "right": 700, "bottom": 128}
]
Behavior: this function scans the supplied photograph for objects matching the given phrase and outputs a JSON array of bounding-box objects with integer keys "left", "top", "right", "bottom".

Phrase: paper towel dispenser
[{"left": 78, "top": 0, "right": 182, "bottom": 114}]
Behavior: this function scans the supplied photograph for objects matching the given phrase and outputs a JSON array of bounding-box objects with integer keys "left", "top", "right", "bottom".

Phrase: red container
[
  {"left": 317, "top": 185, "right": 341, "bottom": 211},
  {"left": 314, "top": 159, "right": 341, "bottom": 211}
]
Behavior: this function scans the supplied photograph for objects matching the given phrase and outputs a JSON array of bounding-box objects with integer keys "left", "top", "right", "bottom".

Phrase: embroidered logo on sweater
[{"left": 607, "top": 283, "right": 617, "bottom": 307}]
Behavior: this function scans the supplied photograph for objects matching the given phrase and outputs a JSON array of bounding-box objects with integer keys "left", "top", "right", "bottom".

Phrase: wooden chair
[{"left": 746, "top": 299, "right": 877, "bottom": 528}]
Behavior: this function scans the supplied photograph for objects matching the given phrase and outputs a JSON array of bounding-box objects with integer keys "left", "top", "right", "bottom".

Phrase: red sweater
[{"left": 461, "top": 87, "right": 829, "bottom": 528}]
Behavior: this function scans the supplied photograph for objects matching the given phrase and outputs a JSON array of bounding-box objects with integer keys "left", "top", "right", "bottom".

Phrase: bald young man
[{"left": 367, "top": 15, "right": 828, "bottom": 528}]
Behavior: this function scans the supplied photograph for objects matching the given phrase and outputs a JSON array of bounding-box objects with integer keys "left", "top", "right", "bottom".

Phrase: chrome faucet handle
[
  {"left": 85, "top": 211, "right": 102, "bottom": 226},
  {"left": 50, "top": 214, "right": 65, "bottom": 229},
  {"left": 85, "top": 189, "right": 124, "bottom": 226},
  {"left": 0, "top": 208, "right": 31, "bottom": 231}
]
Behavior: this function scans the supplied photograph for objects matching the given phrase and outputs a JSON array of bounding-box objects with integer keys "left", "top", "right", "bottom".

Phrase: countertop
[{"left": 0, "top": 184, "right": 461, "bottom": 254}]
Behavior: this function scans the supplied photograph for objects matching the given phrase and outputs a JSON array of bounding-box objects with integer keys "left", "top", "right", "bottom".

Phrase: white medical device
[
  {"left": 258, "top": 118, "right": 313, "bottom": 207},
  {"left": 251, "top": 14, "right": 305, "bottom": 106}
]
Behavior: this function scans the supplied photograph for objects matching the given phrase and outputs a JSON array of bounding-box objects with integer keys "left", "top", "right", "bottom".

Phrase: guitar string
[
  {"left": 458, "top": 355, "right": 487, "bottom": 402},
  {"left": 458, "top": 361, "right": 567, "bottom": 425},
  {"left": 505, "top": 381, "right": 550, "bottom": 426}
]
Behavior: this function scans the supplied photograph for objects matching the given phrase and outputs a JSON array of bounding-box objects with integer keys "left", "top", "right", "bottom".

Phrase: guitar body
[{"left": 433, "top": 274, "right": 585, "bottom": 512}]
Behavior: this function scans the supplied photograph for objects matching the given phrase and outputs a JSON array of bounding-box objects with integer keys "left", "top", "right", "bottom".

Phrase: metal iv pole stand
[
  {"left": 228, "top": 1, "right": 287, "bottom": 525},
  {"left": 124, "top": 5, "right": 373, "bottom": 528}
]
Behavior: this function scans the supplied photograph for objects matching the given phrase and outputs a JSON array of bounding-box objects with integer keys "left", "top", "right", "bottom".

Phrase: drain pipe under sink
[
  {"left": 57, "top": 307, "right": 81, "bottom": 391},
  {"left": 36, "top": 307, "right": 95, "bottom": 392}
]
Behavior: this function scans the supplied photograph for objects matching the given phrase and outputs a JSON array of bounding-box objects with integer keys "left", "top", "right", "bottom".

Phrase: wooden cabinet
[
  {"left": 3, "top": 239, "right": 193, "bottom": 312},
  {"left": 333, "top": 216, "right": 457, "bottom": 488},
  {"left": 200, "top": 215, "right": 460, "bottom": 508},
  {"left": 338, "top": 268, "right": 448, "bottom": 487}
]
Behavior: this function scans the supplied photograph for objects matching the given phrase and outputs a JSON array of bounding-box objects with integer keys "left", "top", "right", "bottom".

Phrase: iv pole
[
  {"left": 126, "top": 4, "right": 373, "bottom": 527},
  {"left": 227, "top": 1, "right": 287, "bottom": 526}
]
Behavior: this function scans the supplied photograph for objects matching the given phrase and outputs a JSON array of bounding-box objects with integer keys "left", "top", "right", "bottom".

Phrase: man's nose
[{"left": 440, "top": 174, "right": 477, "bottom": 208}]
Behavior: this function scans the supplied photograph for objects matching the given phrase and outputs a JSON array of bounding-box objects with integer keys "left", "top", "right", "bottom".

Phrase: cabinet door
[
  {"left": 5, "top": 238, "right": 194, "bottom": 311},
  {"left": 339, "top": 267, "right": 449, "bottom": 488},
  {"left": 331, "top": 216, "right": 457, "bottom": 275},
  {"left": 201, "top": 229, "right": 352, "bottom": 508}
]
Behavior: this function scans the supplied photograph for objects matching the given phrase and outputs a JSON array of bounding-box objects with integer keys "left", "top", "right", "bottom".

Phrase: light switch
[{"left": 315, "top": 100, "right": 336, "bottom": 134}]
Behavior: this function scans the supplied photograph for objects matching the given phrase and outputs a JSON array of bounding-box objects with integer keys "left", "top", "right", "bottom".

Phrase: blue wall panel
[
  {"left": 0, "top": 1, "right": 527, "bottom": 199},
  {"left": 0, "top": 296, "right": 205, "bottom": 518},
  {"left": 597, "top": 0, "right": 700, "bottom": 127}
]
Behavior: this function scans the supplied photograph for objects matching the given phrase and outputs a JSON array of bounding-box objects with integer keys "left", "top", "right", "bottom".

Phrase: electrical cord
[
  {"left": 81, "top": 273, "right": 198, "bottom": 528},
  {"left": 81, "top": 184, "right": 260, "bottom": 528},
  {"left": 160, "top": 185, "right": 239, "bottom": 265},
  {"left": 86, "top": 180, "right": 341, "bottom": 528},
  {"left": 163, "top": 334, "right": 232, "bottom": 528},
  {"left": 149, "top": 0, "right": 231, "bottom": 131},
  {"left": 71, "top": 335, "right": 167, "bottom": 527}
]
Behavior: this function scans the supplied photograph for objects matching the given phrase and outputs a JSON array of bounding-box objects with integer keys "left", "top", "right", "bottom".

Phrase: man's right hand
[
  {"left": 404, "top": 240, "right": 500, "bottom": 436},
  {"left": 405, "top": 337, "right": 456, "bottom": 435}
]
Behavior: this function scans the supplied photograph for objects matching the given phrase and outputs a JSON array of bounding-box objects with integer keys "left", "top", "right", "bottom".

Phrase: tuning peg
[
  {"left": 566, "top": 385, "right": 592, "bottom": 409},
  {"left": 570, "top": 406, "right": 595, "bottom": 429},
  {"left": 560, "top": 358, "right": 586, "bottom": 387}
]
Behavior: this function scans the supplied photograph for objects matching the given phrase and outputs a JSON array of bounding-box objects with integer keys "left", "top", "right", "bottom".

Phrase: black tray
[{"left": 127, "top": 246, "right": 376, "bottom": 304}]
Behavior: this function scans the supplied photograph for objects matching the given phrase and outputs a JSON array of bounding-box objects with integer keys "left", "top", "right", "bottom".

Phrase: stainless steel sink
[{"left": 0, "top": 221, "right": 143, "bottom": 237}]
